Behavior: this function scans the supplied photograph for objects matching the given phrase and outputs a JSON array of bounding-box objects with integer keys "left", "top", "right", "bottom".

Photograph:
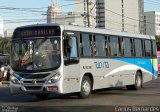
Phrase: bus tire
[
  {"left": 77, "top": 76, "right": 92, "bottom": 99},
  {"left": 126, "top": 72, "right": 142, "bottom": 90},
  {"left": 35, "top": 93, "right": 49, "bottom": 100}
]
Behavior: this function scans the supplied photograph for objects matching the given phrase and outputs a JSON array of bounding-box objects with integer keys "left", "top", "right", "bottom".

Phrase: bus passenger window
[
  {"left": 123, "top": 37, "right": 132, "bottom": 57},
  {"left": 135, "top": 39, "right": 143, "bottom": 57},
  {"left": 152, "top": 40, "right": 157, "bottom": 57},
  {"left": 70, "top": 36, "right": 78, "bottom": 58},
  {"left": 144, "top": 40, "right": 152, "bottom": 57},
  {"left": 66, "top": 36, "right": 78, "bottom": 58},
  {"left": 109, "top": 36, "right": 121, "bottom": 57},
  {"left": 95, "top": 35, "right": 106, "bottom": 57},
  {"left": 63, "top": 32, "right": 78, "bottom": 58},
  {"left": 81, "top": 34, "right": 92, "bottom": 57}
]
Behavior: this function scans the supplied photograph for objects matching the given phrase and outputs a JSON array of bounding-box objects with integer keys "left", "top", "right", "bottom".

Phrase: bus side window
[
  {"left": 70, "top": 36, "right": 78, "bottom": 58},
  {"left": 109, "top": 36, "right": 121, "bottom": 57},
  {"left": 63, "top": 32, "right": 78, "bottom": 59},
  {"left": 80, "top": 33, "right": 92, "bottom": 57},
  {"left": 152, "top": 40, "right": 157, "bottom": 57},
  {"left": 94, "top": 35, "right": 106, "bottom": 57},
  {"left": 144, "top": 40, "right": 152, "bottom": 57},
  {"left": 134, "top": 39, "right": 143, "bottom": 57},
  {"left": 123, "top": 37, "right": 132, "bottom": 57}
]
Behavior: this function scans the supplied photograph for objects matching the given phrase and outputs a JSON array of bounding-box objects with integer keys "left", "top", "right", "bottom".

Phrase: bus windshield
[{"left": 11, "top": 37, "right": 61, "bottom": 71}]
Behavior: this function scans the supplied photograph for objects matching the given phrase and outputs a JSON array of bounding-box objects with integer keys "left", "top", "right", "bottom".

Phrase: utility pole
[{"left": 86, "top": 0, "right": 90, "bottom": 27}]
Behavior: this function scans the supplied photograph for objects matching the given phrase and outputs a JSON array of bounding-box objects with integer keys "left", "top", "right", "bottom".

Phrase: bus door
[{"left": 62, "top": 31, "right": 80, "bottom": 93}]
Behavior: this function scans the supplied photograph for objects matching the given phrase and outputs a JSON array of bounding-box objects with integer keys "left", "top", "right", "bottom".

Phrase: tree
[{"left": 0, "top": 37, "right": 11, "bottom": 54}]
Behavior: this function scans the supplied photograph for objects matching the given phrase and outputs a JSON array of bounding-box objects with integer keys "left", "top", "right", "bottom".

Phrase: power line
[
  {"left": 4, "top": 20, "right": 45, "bottom": 24},
  {"left": 3, "top": 15, "right": 82, "bottom": 24},
  {"left": 4, "top": 19, "right": 45, "bottom": 22},
  {"left": 0, "top": 5, "right": 48, "bottom": 9},
  {"left": 0, "top": 7, "right": 46, "bottom": 13},
  {"left": 104, "top": 8, "right": 159, "bottom": 26},
  {"left": 0, "top": 1, "right": 84, "bottom": 14},
  {"left": 60, "top": 1, "right": 84, "bottom": 7},
  {"left": 90, "top": 2, "right": 96, "bottom": 12},
  {"left": 0, "top": 11, "right": 42, "bottom": 16},
  {"left": 105, "top": 17, "right": 139, "bottom": 27}
]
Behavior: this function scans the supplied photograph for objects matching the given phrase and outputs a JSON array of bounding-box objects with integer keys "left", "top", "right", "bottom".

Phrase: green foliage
[{"left": 0, "top": 37, "right": 11, "bottom": 54}]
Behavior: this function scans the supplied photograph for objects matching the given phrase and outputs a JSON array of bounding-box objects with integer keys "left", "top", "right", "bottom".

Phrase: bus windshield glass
[{"left": 11, "top": 37, "right": 61, "bottom": 71}]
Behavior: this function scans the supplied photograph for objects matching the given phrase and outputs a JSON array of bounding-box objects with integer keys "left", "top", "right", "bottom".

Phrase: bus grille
[
  {"left": 23, "top": 80, "right": 45, "bottom": 84},
  {"left": 24, "top": 86, "right": 43, "bottom": 91},
  {"left": 19, "top": 73, "right": 50, "bottom": 79}
]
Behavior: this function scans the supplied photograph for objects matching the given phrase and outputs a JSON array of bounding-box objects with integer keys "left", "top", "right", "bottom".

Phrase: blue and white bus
[{"left": 10, "top": 24, "right": 158, "bottom": 99}]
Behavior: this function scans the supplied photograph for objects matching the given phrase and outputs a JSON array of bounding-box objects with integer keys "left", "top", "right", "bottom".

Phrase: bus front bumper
[{"left": 10, "top": 82, "right": 61, "bottom": 94}]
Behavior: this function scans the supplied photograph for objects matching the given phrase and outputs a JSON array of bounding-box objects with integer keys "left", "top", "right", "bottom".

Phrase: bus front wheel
[
  {"left": 126, "top": 72, "right": 142, "bottom": 90},
  {"left": 77, "top": 76, "right": 92, "bottom": 99}
]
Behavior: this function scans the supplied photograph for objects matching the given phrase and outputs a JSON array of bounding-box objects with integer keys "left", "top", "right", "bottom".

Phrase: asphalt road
[{"left": 0, "top": 78, "right": 160, "bottom": 112}]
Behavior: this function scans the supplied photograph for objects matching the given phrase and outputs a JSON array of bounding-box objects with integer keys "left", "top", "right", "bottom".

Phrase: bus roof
[
  {"left": 14, "top": 24, "right": 155, "bottom": 40},
  {"left": 63, "top": 25, "right": 154, "bottom": 40}
]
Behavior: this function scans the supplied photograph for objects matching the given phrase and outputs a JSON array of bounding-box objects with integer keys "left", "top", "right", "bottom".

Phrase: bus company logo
[
  {"left": 32, "top": 80, "right": 37, "bottom": 84},
  {"left": 94, "top": 61, "right": 109, "bottom": 69}
]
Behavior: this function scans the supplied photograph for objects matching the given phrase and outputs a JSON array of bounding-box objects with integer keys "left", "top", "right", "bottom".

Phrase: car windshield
[{"left": 11, "top": 37, "right": 61, "bottom": 71}]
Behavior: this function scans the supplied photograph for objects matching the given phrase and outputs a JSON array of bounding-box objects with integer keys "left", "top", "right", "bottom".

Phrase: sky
[
  {"left": 0, "top": 0, "right": 74, "bottom": 30},
  {"left": 0, "top": 0, "right": 160, "bottom": 30}
]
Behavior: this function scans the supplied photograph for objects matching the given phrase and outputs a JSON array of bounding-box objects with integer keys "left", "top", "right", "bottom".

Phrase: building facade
[
  {"left": 96, "top": 0, "right": 144, "bottom": 33},
  {"left": 0, "top": 16, "right": 4, "bottom": 37},
  {"left": 4, "top": 29, "right": 14, "bottom": 37},
  {"left": 144, "top": 11, "right": 160, "bottom": 36},
  {"left": 47, "top": 2, "right": 62, "bottom": 24},
  {"left": 47, "top": 2, "right": 82, "bottom": 25},
  {"left": 74, "top": 0, "right": 144, "bottom": 34},
  {"left": 74, "top": 0, "right": 96, "bottom": 27}
]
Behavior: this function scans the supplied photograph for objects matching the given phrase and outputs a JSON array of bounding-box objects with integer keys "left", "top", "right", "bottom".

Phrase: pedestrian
[
  {"left": 0, "top": 62, "right": 3, "bottom": 82},
  {"left": 6, "top": 64, "right": 10, "bottom": 81}
]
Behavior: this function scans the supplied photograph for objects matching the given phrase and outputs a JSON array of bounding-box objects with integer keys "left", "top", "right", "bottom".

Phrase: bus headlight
[
  {"left": 10, "top": 74, "right": 20, "bottom": 84},
  {"left": 47, "top": 73, "right": 61, "bottom": 84}
]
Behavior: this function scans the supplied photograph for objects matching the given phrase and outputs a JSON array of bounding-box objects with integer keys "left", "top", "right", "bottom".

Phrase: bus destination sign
[{"left": 14, "top": 26, "right": 61, "bottom": 38}]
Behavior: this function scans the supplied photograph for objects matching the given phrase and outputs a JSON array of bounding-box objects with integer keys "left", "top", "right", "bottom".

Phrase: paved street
[{"left": 0, "top": 78, "right": 160, "bottom": 112}]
